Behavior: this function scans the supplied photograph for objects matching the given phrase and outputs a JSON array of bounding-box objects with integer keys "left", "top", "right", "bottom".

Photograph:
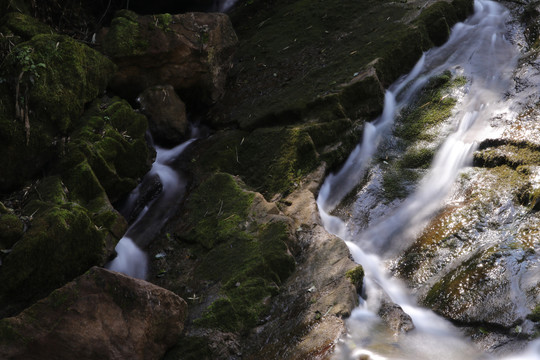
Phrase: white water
[
  {"left": 106, "top": 137, "right": 195, "bottom": 279},
  {"left": 317, "top": 1, "right": 540, "bottom": 359}
]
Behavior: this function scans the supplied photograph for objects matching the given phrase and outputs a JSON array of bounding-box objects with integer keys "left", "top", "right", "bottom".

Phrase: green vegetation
[
  {"left": 345, "top": 265, "right": 364, "bottom": 293},
  {"left": 175, "top": 173, "right": 295, "bottom": 333},
  {"left": 381, "top": 72, "right": 466, "bottom": 201},
  {"left": 527, "top": 304, "right": 540, "bottom": 322},
  {"left": 102, "top": 10, "right": 148, "bottom": 57}
]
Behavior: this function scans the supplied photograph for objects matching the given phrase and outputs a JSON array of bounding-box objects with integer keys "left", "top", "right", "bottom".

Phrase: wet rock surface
[
  {"left": 0, "top": 0, "right": 496, "bottom": 358},
  {"left": 100, "top": 10, "right": 238, "bottom": 105},
  {"left": 0, "top": 266, "right": 187, "bottom": 360}
]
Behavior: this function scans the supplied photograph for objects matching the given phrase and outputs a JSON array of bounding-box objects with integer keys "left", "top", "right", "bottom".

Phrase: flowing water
[
  {"left": 317, "top": 0, "right": 540, "bottom": 358},
  {"left": 106, "top": 136, "right": 195, "bottom": 279}
]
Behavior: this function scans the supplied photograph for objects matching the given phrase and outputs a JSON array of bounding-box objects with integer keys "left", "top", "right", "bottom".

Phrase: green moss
[
  {"left": 238, "top": 127, "right": 318, "bottom": 198},
  {"left": 395, "top": 71, "right": 460, "bottom": 143},
  {"left": 0, "top": 213, "right": 24, "bottom": 248},
  {"left": 153, "top": 13, "right": 173, "bottom": 32},
  {"left": 181, "top": 177, "right": 295, "bottom": 333},
  {"left": 527, "top": 304, "right": 540, "bottom": 322},
  {"left": 183, "top": 173, "right": 254, "bottom": 249},
  {"left": 400, "top": 148, "right": 436, "bottom": 169},
  {"left": 423, "top": 248, "right": 499, "bottom": 315},
  {"left": 0, "top": 203, "right": 109, "bottom": 306},
  {"left": 195, "top": 221, "right": 294, "bottom": 333},
  {"left": 0, "top": 12, "right": 52, "bottom": 40},
  {"left": 474, "top": 142, "right": 540, "bottom": 169},
  {"left": 415, "top": 1, "right": 458, "bottom": 46},
  {"left": 6, "top": 34, "right": 116, "bottom": 134},
  {"left": 346, "top": 265, "right": 364, "bottom": 292},
  {"left": 102, "top": 10, "right": 148, "bottom": 57},
  {"left": 64, "top": 97, "right": 150, "bottom": 202}
]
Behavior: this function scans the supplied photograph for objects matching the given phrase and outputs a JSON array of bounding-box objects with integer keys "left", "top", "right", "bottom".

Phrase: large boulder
[
  {"left": 0, "top": 96, "right": 151, "bottom": 317},
  {"left": 139, "top": 85, "right": 189, "bottom": 145},
  {"left": 0, "top": 266, "right": 187, "bottom": 360},
  {"left": 0, "top": 27, "right": 116, "bottom": 192},
  {"left": 101, "top": 10, "right": 238, "bottom": 105}
]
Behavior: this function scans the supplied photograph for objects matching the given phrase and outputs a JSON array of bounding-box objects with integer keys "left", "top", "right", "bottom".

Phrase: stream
[
  {"left": 106, "top": 136, "right": 195, "bottom": 279},
  {"left": 318, "top": 0, "right": 540, "bottom": 359}
]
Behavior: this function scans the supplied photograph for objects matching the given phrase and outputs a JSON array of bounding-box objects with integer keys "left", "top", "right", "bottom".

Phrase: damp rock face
[
  {"left": 0, "top": 267, "right": 188, "bottom": 360},
  {"left": 138, "top": 85, "right": 189, "bottom": 145},
  {"left": 101, "top": 10, "right": 238, "bottom": 105}
]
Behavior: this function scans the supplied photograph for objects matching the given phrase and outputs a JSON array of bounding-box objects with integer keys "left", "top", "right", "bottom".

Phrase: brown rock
[
  {"left": 0, "top": 267, "right": 187, "bottom": 360},
  {"left": 378, "top": 297, "right": 415, "bottom": 335},
  {"left": 102, "top": 11, "right": 238, "bottom": 105},
  {"left": 139, "top": 85, "right": 189, "bottom": 145}
]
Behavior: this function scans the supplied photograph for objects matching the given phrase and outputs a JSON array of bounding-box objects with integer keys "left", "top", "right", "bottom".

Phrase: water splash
[{"left": 316, "top": 0, "right": 537, "bottom": 358}]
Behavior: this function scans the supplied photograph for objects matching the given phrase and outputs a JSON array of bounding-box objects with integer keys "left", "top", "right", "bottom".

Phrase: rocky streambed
[{"left": 0, "top": 0, "right": 539, "bottom": 359}]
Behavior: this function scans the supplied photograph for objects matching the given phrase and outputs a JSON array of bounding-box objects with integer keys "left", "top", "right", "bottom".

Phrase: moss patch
[
  {"left": 173, "top": 173, "right": 295, "bottom": 333},
  {"left": 238, "top": 127, "right": 318, "bottom": 197},
  {"left": 183, "top": 172, "right": 255, "bottom": 249},
  {"left": 102, "top": 10, "right": 148, "bottom": 57},
  {"left": 346, "top": 265, "right": 364, "bottom": 293},
  {"left": 195, "top": 222, "right": 295, "bottom": 333}
]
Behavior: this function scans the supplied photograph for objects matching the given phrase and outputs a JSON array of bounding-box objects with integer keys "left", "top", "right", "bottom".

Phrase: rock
[
  {"left": 101, "top": 10, "right": 238, "bottom": 105},
  {"left": 0, "top": 213, "right": 24, "bottom": 249},
  {"left": 0, "top": 12, "right": 53, "bottom": 40},
  {"left": 0, "top": 95, "right": 152, "bottom": 317},
  {"left": 0, "top": 33, "right": 116, "bottom": 192},
  {"left": 0, "top": 266, "right": 187, "bottom": 360},
  {"left": 378, "top": 297, "right": 415, "bottom": 335},
  {"left": 139, "top": 85, "right": 189, "bottom": 145}
]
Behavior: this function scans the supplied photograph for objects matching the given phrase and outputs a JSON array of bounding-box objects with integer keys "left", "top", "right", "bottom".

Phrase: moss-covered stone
[
  {"left": 62, "top": 96, "right": 151, "bottom": 202},
  {"left": 102, "top": 9, "right": 149, "bottom": 58},
  {"left": 527, "top": 304, "right": 540, "bottom": 322},
  {"left": 0, "top": 202, "right": 111, "bottom": 308},
  {"left": 238, "top": 127, "right": 318, "bottom": 197},
  {"left": 0, "top": 12, "right": 52, "bottom": 40},
  {"left": 195, "top": 222, "right": 295, "bottom": 333},
  {"left": 183, "top": 172, "right": 255, "bottom": 249},
  {"left": 346, "top": 265, "right": 364, "bottom": 293},
  {"left": 221, "top": 0, "right": 473, "bottom": 129},
  {"left": 0, "top": 213, "right": 24, "bottom": 249},
  {"left": 171, "top": 173, "right": 295, "bottom": 333},
  {"left": 0, "top": 33, "right": 116, "bottom": 192}
]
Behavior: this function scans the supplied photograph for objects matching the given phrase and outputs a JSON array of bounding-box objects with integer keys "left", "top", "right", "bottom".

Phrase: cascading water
[
  {"left": 317, "top": 0, "right": 540, "bottom": 359},
  {"left": 106, "top": 136, "right": 195, "bottom": 279}
]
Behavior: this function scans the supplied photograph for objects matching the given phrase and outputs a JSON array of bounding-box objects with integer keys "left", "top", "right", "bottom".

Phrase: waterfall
[
  {"left": 106, "top": 137, "right": 195, "bottom": 279},
  {"left": 317, "top": 0, "right": 540, "bottom": 358}
]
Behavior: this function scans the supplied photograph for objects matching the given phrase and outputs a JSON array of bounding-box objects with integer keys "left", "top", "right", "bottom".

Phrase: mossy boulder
[
  {"left": 158, "top": 173, "right": 296, "bottom": 334},
  {"left": 0, "top": 12, "right": 52, "bottom": 40},
  {"left": 0, "top": 33, "right": 116, "bottom": 192},
  {"left": 0, "top": 213, "right": 24, "bottom": 249},
  {"left": 60, "top": 96, "right": 151, "bottom": 203},
  {"left": 0, "top": 173, "right": 127, "bottom": 315},
  {"left": 0, "top": 95, "right": 151, "bottom": 316},
  {"left": 191, "top": 125, "right": 324, "bottom": 199},
  {"left": 101, "top": 10, "right": 238, "bottom": 105}
]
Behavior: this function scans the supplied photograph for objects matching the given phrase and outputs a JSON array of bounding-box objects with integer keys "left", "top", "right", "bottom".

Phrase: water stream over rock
[
  {"left": 106, "top": 137, "right": 195, "bottom": 279},
  {"left": 318, "top": 0, "right": 540, "bottom": 358}
]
